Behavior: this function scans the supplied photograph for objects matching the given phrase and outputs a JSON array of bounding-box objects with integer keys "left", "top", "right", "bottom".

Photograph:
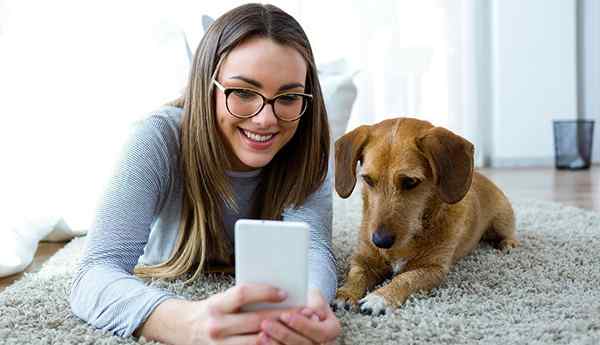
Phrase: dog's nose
[{"left": 372, "top": 229, "right": 395, "bottom": 249}]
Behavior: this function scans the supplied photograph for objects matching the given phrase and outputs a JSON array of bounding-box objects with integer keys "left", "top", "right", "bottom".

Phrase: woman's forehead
[{"left": 218, "top": 36, "right": 308, "bottom": 90}]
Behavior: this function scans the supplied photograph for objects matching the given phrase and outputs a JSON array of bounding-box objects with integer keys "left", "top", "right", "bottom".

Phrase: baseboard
[
  {"left": 490, "top": 157, "right": 555, "bottom": 168},
  {"left": 489, "top": 156, "right": 600, "bottom": 168}
]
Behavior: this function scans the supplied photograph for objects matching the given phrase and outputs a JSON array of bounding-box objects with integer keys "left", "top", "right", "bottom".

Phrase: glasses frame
[{"left": 212, "top": 79, "right": 313, "bottom": 122}]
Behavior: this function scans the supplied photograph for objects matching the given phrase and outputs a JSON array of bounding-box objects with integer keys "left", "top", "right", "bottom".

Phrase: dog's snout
[{"left": 372, "top": 228, "right": 396, "bottom": 249}]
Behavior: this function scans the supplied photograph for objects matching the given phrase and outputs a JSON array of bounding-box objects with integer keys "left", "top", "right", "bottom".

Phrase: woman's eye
[
  {"left": 362, "top": 175, "right": 375, "bottom": 187},
  {"left": 401, "top": 177, "right": 421, "bottom": 191},
  {"left": 231, "top": 89, "right": 257, "bottom": 100},
  {"left": 277, "top": 94, "right": 302, "bottom": 104}
]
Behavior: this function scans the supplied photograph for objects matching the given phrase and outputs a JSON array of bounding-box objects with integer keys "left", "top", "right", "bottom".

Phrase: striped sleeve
[
  {"left": 282, "top": 164, "right": 337, "bottom": 303},
  {"left": 69, "top": 115, "right": 184, "bottom": 338}
]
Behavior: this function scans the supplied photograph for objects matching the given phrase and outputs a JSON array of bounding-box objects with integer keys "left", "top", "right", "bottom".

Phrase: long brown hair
[{"left": 134, "top": 3, "right": 330, "bottom": 283}]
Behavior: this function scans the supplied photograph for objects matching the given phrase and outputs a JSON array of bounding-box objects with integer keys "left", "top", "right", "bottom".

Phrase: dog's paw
[
  {"left": 331, "top": 298, "right": 353, "bottom": 312},
  {"left": 498, "top": 238, "right": 520, "bottom": 252},
  {"left": 331, "top": 288, "right": 361, "bottom": 312},
  {"left": 358, "top": 293, "right": 389, "bottom": 316}
]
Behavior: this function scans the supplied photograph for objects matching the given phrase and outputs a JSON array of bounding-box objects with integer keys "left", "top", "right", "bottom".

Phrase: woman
[{"left": 69, "top": 3, "right": 341, "bottom": 345}]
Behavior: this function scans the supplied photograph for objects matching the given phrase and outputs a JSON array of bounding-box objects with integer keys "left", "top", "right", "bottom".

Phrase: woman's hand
[
  {"left": 258, "top": 289, "right": 341, "bottom": 345},
  {"left": 185, "top": 283, "right": 300, "bottom": 345}
]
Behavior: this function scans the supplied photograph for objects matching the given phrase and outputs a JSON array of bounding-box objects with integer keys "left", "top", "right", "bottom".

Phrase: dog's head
[{"left": 334, "top": 118, "right": 474, "bottom": 250}]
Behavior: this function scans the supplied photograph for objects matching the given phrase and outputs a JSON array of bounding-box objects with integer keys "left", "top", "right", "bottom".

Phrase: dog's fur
[{"left": 333, "top": 118, "right": 519, "bottom": 315}]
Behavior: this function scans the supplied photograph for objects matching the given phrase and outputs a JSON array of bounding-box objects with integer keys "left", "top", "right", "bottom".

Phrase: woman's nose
[{"left": 251, "top": 102, "right": 278, "bottom": 128}]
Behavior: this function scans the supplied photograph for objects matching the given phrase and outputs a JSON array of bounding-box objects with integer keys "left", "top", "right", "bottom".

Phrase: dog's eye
[
  {"left": 401, "top": 177, "right": 421, "bottom": 190},
  {"left": 361, "top": 175, "right": 375, "bottom": 187}
]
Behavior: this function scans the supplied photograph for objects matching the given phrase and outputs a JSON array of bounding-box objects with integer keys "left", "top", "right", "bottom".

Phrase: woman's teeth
[{"left": 242, "top": 129, "right": 274, "bottom": 142}]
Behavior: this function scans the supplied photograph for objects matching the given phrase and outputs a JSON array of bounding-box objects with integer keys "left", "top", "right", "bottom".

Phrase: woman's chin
[{"left": 238, "top": 154, "right": 273, "bottom": 170}]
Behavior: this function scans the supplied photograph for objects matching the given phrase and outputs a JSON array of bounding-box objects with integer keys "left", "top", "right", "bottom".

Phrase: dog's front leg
[
  {"left": 333, "top": 252, "right": 390, "bottom": 311},
  {"left": 358, "top": 264, "right": 449, "bottom": 316}
]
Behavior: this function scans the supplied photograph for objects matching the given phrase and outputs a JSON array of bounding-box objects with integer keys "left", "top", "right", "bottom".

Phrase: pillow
[
  {"left": 0, "top": 213, "right": 86, "bottom": 278},
  {"left": 318, "top": 59, "right": 358, "bottom": 141},
  {"left": 0, "top": 215, "right": 59, "bottom": 277}
]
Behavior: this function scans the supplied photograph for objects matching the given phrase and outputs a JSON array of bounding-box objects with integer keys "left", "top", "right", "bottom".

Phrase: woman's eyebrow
[{"left": 229, "top": 75, "right": 305, "bottom": 92}]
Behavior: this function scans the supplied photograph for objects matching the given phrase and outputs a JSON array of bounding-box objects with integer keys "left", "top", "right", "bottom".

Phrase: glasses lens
[
  {"left": 274, "top": 94, "right": 308, "bottom": 120},
  {"left": 227, "top": 89, "right": 263, "bottom": 117}
]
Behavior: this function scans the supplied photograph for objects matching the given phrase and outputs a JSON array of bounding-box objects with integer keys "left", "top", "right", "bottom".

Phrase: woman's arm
[
  {"left": 69, "top": 114, "right": 182, "bottom": 337},
  {"left": 133, "top": 298, "right": 188, "bottom": 341}
]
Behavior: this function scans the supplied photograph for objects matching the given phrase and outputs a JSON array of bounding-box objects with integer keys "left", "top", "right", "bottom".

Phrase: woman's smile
[{"left": 238, "top": 127, "right": 279, "bottom": 150}]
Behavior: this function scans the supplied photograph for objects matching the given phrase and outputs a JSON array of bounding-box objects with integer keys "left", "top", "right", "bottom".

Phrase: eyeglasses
[{"left": 212, "top": 79, "right": 313, "bottom": 122}]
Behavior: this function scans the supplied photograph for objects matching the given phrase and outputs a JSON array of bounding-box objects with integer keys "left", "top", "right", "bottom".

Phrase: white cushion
[
  {"left": 318, "top": 59, "right": 358, "bottom": 140},
  {"left": 0, "top": 215, "right": 58, "bottom": 277}
]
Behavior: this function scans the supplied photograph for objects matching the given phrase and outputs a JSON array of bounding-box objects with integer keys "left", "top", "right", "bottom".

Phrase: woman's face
[{"left": 215, "top": 36, "right": 307, "bottom": 171}]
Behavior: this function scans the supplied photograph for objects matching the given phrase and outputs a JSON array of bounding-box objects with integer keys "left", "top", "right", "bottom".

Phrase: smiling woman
[{"left": 68, "top": 3, "right": 340, "bottom": 345}]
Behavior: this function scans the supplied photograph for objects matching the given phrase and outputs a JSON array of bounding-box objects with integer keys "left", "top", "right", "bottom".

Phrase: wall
[
  {"left": 580, "top": 0, "right": 600, "bottom": 163},
  {"left": 490, "top": 0, "right": 578, "bottom": 167}
]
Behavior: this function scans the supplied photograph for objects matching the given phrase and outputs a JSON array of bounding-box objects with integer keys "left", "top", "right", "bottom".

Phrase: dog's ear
[
  {"left": 415, "top": 127, "right": 474, "bottom": 204},
  {"left": 334, "top": 125, "right": 370, "bottom": 198}
]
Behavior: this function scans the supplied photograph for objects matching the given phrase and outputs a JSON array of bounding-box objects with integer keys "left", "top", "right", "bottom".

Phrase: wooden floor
[
  {"left": 1, "top": 165, "right": 598, "bottom": 293},
  {"left": 478, "top": 165, "right": 599, "bottom": 211}
]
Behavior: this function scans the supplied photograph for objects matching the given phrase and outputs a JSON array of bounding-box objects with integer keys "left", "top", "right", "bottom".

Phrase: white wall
[
  {"left": 490, "top": 0, "right": 578, "bottom": 167},
  {"left": 580, "top": 0, "right": 600, "bottom": 163}
]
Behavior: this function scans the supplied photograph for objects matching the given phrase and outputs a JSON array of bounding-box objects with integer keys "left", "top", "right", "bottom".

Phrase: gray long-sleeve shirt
[{"left": 69, "top": 105, "right": 337, "bottom": 337}]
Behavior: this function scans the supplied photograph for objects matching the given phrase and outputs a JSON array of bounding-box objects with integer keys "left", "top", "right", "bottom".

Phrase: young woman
[{"left": 69, "top": 3, "right": 341, "bottom": 345}]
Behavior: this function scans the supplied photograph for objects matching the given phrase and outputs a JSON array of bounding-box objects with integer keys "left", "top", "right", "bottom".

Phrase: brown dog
[{"left": 333, "top": 118, "right": 519, "bottom": 315}]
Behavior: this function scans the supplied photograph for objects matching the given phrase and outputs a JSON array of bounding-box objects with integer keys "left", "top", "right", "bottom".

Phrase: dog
[{"left": 333, "top": 117, "right": 519, "bottom": 316}]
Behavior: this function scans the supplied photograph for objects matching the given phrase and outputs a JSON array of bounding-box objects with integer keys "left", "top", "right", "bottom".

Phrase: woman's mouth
[{"left": 239, "top": 128, "right": 278, "bottom": 150}]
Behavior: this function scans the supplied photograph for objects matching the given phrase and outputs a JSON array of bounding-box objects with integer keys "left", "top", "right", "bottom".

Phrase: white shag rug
[{"left": 1, "top": 189, "right": 599, "bottom": 345}]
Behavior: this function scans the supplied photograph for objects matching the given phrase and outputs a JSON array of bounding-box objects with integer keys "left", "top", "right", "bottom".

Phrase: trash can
[{"left": 553, "top": 119, "right": 595, "bottom": 170}]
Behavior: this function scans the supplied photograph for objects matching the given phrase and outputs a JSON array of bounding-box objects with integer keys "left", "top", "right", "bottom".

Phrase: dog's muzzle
[{"left": 372, "top": 228, "right": 396, "bottom": 249}]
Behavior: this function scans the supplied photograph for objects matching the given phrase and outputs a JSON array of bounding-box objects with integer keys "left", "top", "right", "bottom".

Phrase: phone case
[{"left": 234, "top": 219, "right": 309, "bottom": 312}]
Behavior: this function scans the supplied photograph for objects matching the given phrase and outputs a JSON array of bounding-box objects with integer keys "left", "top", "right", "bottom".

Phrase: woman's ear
[
  {"left": 415, "top": 127, "right": 474, "bottom": 204},
  {"left": 334, "top": 125, "right": 370, "bottom": 198}
]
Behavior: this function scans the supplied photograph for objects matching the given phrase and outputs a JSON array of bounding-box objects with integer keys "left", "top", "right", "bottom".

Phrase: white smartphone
[{"left": 234, "top": 219, "right": 309, "bottom": 312}]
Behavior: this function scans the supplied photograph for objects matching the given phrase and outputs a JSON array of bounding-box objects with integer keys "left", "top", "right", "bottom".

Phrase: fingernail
[
  {"left": 260, "top": 332, "right": 270, "bottom": 345},
  {"left": 278, "top": 289, "right": 288, "bottom": 299},
  {"left": 301, "top": 308, "right": 313, "bottom": 317},
  {"left": 311, "top": 314, "right": 319, "bottom": 322},
  {"left": 280, "top": 312, "right": 291, "bottom": 323}
]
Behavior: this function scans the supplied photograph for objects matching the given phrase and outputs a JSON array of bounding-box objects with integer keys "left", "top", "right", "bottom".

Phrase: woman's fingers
[
  {"left": 279, "top": 312, "right": 323, "bottom": 342},
  {"left": 280, "top": 310, "right": 341, "bottom": 344},
  {"left": 258, "top": 332, "right": 284, "bottom": 345},
  {"left": 216, "top": 284, "right": 287, "bottom": 313},
  {"left": 261, "top": 320, "right": 313, "bottom": 345},
  {"left": 305, "top": 289, "right": 328, "bottom": 321},
  {"left": 210, "top": 307, "right": 304, "bottom": 338},
  {"left": 300, "top": 307, "right": 326, "bottom": 322},
  {"left": 207, "top": 306, "right": 303, "bottom": 338},
  {"left": 255, "top": 307, "right": 304, "bottom": 321},
  {"left": 209, "top": 312, "right": 264, "bottom": 337},
  {"left": 216, "top": 334, "right": 261, "bottom": 345},
  {"left": 272, "top": 289, "right": 341, "bottom": 343}
]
